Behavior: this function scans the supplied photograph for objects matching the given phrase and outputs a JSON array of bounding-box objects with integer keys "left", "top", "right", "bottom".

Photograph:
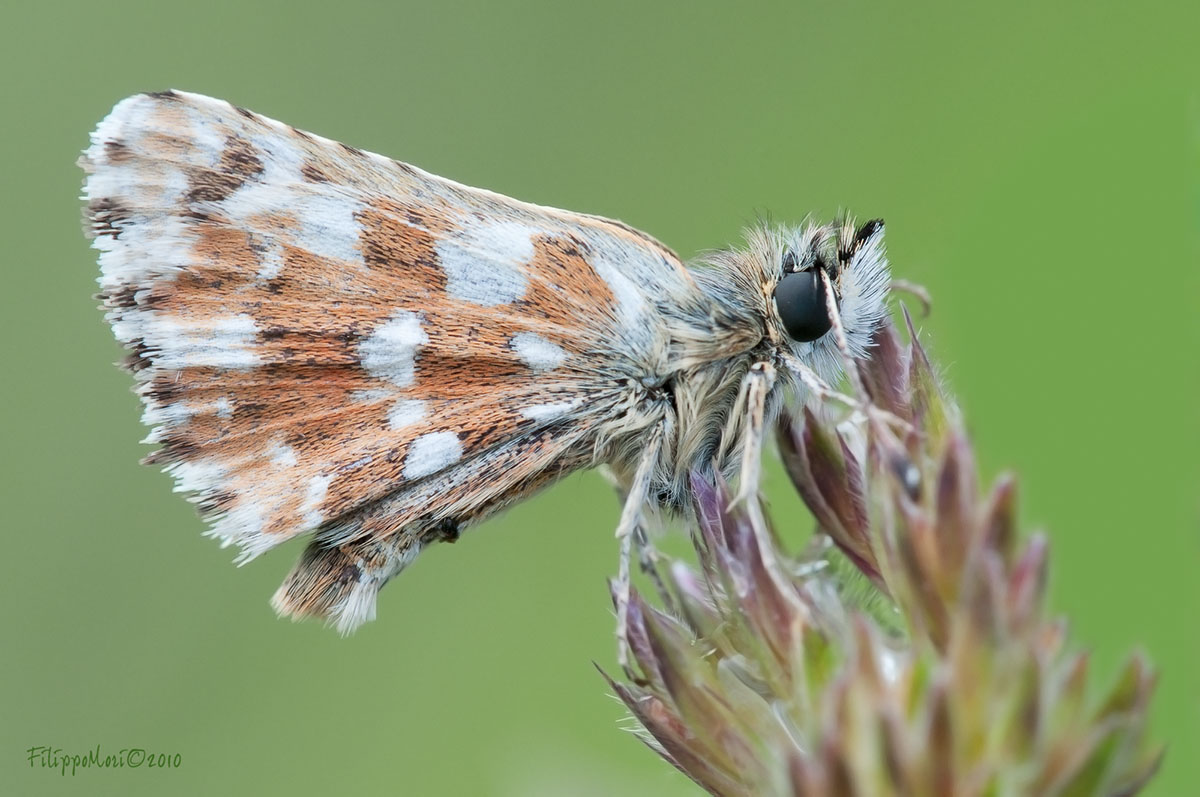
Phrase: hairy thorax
[{"left": 600, "top": 311, "right": 770, "bottom": 512}]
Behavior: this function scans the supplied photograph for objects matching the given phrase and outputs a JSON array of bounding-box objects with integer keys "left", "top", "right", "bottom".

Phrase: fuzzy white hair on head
[
  {"left": 831, "top": 222, "right": 891, "bottom": 356},
  {"left": 781, "top": 220, "right": 891, "bottom": 383}
]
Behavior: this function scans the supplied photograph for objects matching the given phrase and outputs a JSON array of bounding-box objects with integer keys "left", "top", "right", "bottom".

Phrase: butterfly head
[{"left": 771, "top": 217, "right": 890, "bottom": 366}]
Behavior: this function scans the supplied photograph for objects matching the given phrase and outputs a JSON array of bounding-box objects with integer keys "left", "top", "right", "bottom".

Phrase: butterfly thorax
[{"left": 597, "top": 247, "right": 784, "bottom": 509}]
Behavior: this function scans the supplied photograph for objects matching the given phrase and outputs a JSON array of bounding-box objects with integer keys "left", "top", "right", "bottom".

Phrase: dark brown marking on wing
[
  {"left": 515, "top": 233, "right": 616, "bottom": 329},
  {"left": 301, "top": 162, "right": 330, "bottom": 182},
  {"left": 354, "top": 200, "right": 447, "bottom": 294},
  {"left": 103, "top": 139, "right": 132, "bottom": 164},
  {"left": 186, "top": 137, "right": 264, "bottom": 203}
]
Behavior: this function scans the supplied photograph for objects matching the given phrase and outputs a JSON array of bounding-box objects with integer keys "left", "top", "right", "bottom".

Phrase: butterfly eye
[{"left": 773, "top": 269, "right": 832, "bottom": 342}]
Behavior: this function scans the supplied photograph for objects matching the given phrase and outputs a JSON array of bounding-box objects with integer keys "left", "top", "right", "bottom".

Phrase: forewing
[{"left": 82, "top": 90, "right": 692, "bottom": 561}]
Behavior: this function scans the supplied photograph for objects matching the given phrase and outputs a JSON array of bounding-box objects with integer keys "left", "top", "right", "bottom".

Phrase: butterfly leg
[
  {"left": 614, "top": 422, "right": 665, "bottom": 673},
  {"left": 780, "top": 350, "right": 859, "bottom": 409},
  {"left": 632, "top": 522, "right": 675, "bottom": 612},
  {"left": 817, "top": 269, "right": 913, "bottom": 439},
  {"left": 780, "top": 348, "right": 910, "bottom": 439},
  {"left": 730, "top": 361, "right": 776, "bottom": 510},
  {"left": 599, "top": 465, "right": 673, "bottom": 611},
  {"left": 727, "top": 361, "right": 811, "bottom": 616}
]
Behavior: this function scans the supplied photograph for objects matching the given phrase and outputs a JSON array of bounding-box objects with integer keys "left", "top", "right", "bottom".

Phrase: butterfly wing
[{"left": 83, "top": 91, "right": 697, "bottom": 628}]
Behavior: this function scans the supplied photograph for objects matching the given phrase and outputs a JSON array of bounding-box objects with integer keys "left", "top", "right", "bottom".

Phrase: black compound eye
[{"left": 773, "top": 269, "right": 832, "bottom": 342}]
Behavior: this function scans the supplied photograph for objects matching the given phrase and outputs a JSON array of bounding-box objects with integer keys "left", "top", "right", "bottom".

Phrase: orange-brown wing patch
[{"left": 83, "top": 90, "right": 697, "bottom": 565}]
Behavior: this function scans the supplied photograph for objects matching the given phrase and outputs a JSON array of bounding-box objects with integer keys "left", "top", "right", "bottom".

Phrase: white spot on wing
[
  {"left": 521, "top": 401, "right": 577, "bottom": 421},
  {"left": 404, "top": 432, "right": 462, "bottom": 480},
  {"left": 256, "top": 241, "right": 285, "bottom": 280},
  {"left": 388, "top": 399, "right": 427, "bottom": 430},
  {"left": 269, "top": 441, "right": 299, "bottom": 468},
  {"left": 511, "top": 331, "right": 566, "bottom": 371},
  {"left": 301, "top": 474, "right": 332, "bottom": 527},
  {"left": 290, "top": 193, "right": 367, "bottom": 265},
  {"left": 218, "top": 130, "right": 365, "bottom": 266},
  {"left": 359, "top": 311, "right": 427, "bottom": 386},
  {"left": 167, "top": 459, "right": 226, "bottom": 493},
  {"left": 589, "top": 256, "right": 651, "bottom": 340},
  {"left": 568, "top": 229, "right": 681, "bottom": 363},
  {"left": 115, "top": 312, "right": 261, "bottom": 370},
  {"left": 94, "top": 216, "right": 195, "bottom": 290},
  {"left": 184, "top": 103, "right": 228, "bottom": 166},
  {"left": 350, "top": 388, "right": 394, "bottom": 403},
  {"left": 438, "top": 220, "right": 535, "bottom": 306},
  {"left": 142, "top": 396, "right": 233, "bottom": 433}
]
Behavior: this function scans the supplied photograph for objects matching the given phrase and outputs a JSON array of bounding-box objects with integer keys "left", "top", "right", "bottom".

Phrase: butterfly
[{"left": 81, "top": 91, "right": 891, "bottom": 640}]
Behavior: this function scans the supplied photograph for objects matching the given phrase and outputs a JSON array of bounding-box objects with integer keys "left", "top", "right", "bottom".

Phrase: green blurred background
[{"left": 3, "top": 1, "right": 1196, "bottom": 794}]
